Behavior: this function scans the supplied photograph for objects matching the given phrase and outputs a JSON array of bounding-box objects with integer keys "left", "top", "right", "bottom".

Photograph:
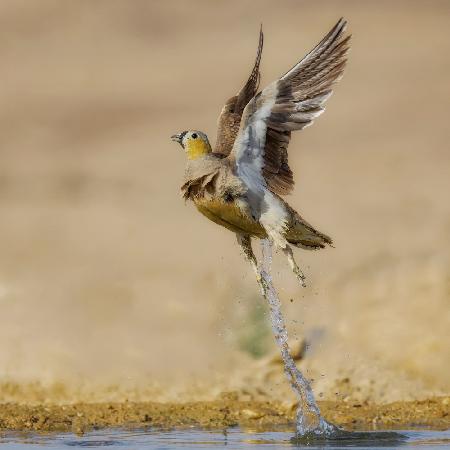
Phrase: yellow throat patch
[{"left": 186, "top": 138, "right": 212, "bottom": 160}]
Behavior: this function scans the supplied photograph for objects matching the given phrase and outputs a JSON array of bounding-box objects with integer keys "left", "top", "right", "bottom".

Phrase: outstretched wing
[
  {"left": 230, "top": 18, "right": 350, "bottom": 195},
  {"left": 214, "top": 27, "right": 264, "bottom": 156}
]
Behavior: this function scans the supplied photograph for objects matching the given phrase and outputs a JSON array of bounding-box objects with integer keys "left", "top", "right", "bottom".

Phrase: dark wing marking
[{"left": 214, "top": 27, "right": 264, "bottom": 156}]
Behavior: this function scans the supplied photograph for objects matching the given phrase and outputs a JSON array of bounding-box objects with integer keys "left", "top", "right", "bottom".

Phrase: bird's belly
[{"left": 194, "top": 197, "right": 266, "bottom": 237}]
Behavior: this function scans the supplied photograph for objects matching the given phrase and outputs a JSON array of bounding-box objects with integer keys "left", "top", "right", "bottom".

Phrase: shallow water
[{"left": 1, "top": 428, "right": 449, "bottom": 449}]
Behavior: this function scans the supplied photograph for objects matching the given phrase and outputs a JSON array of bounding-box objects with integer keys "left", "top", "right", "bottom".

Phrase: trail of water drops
[{"left": 259, "top": 239, "right": 337, "bottom": 437}]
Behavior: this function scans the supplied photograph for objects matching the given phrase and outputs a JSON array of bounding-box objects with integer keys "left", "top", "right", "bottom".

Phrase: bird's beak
[{"left": 171, "top": 133, "right": 182, "bottom": 144}]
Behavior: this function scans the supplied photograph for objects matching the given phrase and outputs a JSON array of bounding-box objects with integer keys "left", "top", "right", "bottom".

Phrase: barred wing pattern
[{"left": 231, "top": 19, "right": 350, "bottom": 195}]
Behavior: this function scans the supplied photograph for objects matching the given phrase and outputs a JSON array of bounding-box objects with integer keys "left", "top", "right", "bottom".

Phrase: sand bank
[{"left": 0, "top": 397, "right": 448, "bottom": 434}]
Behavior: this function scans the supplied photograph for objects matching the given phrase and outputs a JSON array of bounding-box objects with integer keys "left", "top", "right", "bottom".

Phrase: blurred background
[{"left": 0, "top": 0, "right": 448, "bottom": 404}]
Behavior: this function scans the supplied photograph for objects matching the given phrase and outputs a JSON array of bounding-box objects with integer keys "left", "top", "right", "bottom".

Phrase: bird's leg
[
  {"left": 262, "top": 225, "right": 307, "bottom": 288},
  {"left": 236, "top": 234, "right": 266, "bottom": 294},
  {"left": 236, "top": 233, "right": 259, "bottom": 278},
  {"left": 282, "top": 244, "right": 307, "bottom": 288}
]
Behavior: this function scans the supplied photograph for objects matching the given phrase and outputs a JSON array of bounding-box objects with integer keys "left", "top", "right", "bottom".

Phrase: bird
[{"left": 171, "top": 19, "right": 350, "bottom": 290}]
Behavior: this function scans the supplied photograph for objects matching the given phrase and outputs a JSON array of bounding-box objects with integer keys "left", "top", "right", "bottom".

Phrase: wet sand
[{"left": 0, "top": 398, "right": 448, "bottom": 434}]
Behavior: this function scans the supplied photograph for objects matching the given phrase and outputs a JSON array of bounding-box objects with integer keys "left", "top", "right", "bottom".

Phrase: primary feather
[
  {"left": 214, "top": 27, "right": 264, "bottom": 156},
  {"left": 227, "top": 18, "right": 350, "bottom": 195}
]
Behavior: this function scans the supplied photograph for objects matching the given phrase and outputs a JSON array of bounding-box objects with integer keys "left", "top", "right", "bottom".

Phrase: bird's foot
[
  {"left": 256, "top": 272, "right": 268, "bottom": 296},
  {"left": 294, "top": 268, "right": 307, "bottom": 288}
]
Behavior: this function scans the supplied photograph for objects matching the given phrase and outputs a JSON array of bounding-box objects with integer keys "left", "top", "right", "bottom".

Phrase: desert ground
[{"left": 0, "top": 0, "right": 449, "bottom": 431}]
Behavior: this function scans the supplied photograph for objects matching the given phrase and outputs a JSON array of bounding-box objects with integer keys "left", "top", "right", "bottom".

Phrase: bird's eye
[{"left": 191, "top": 133, "right": 198, "bottom": 139}]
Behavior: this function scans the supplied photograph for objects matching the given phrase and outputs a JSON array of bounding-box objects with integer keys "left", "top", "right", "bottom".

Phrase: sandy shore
[{"left": 0, "top": 398, "right": 448, "bottom": 434}]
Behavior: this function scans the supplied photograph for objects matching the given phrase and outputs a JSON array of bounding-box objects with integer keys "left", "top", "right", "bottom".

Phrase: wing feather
[
  {"left": 230, "top": 18, "right": 350, "bottom": 195},
  {"left": 214, "top": 27, "right": 264, "bottom": 156}
]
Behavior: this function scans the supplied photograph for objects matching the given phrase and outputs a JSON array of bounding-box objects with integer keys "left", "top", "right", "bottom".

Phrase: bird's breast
[{"left": 194, "top": 197, "right": 266, "bottom": 237}]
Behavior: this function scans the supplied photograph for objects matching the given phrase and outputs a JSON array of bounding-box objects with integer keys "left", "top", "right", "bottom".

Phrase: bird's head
[{"left": 171, "top": 130, "right": 212, "bottom": 160}]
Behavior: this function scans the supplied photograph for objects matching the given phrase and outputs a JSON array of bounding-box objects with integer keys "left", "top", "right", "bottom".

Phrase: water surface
[{"left": 1, "top": 428, "right": 449, "bottom": 449}]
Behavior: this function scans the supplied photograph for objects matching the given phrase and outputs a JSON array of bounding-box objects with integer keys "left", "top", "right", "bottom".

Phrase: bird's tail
[{"left": 285, "top": 206, "right": 333, "bottom": 250}]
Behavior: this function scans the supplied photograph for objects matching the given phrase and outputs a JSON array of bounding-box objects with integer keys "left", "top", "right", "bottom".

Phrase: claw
[
  {"left": 255, "top": 272, "right": 266, "bottom": 296},
  {"left": 296, "top": 270, "right": 307, "bottom": 288},
  {"left": 292, "top": 264, "right": 307, "bottom": 288}
]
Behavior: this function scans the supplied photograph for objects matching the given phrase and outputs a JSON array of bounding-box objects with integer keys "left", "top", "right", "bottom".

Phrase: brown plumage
[
  {"left": 216, "top": 19, "right": 349, "bottom": 196},
  {"left": 172, "top": 18, "right": 350, "bottom": 288},
  {"left": 214, "top": 27, "right": 263, "bottom": 156}
]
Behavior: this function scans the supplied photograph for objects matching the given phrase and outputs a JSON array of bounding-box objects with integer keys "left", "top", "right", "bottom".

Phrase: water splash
[{"left": 259, "top": 239, "right": 338, "bottom": 437}]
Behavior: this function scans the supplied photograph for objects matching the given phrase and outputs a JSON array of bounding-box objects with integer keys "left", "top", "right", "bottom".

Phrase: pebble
[
  {"left": 266, "top": 338, "right": 306, "bottom": 364},
  {"left": 241, "top": 409, "right": 265, "bottom": 419}
]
